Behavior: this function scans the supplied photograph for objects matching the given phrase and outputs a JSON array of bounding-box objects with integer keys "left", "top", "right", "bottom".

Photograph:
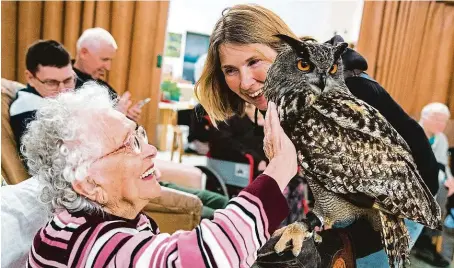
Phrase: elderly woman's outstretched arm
[{"left": 28, "top": 175, "right": 289, "bottom": 268}]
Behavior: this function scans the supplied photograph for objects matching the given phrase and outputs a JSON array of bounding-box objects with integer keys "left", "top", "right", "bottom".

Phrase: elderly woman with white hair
[
  {"left": 24, "top": 82, "right": 297, "bottom": 267},
  {"left": 419, "top": 102, "right": 453, "bottom": 183},
  {"left": 413, "top": 102, "right": 453, "bottom": 266}
]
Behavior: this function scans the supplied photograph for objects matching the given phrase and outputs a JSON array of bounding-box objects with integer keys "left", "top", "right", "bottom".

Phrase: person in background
[
  {"left": 209, "top": 102, "right": 267, "bottom": 177},
  {"left": 186, "top": 53, "right": 210, "bottom": 155},
  {"left": 185, "top": 104, "right": 211, "bottom": 155},
  {"left": 442, "top": 160, "right": 454, "bottom": 263},
  {"left": 73, "top": 27, "right": 142, "bottom": 122},
  {"left": 419, "top": 103, "right": 453, "bottom": 185},
  {"left": 413, "top": 102, "right": 452, "bottom": 267},
  {"left": 24, "top": 83, "right": 296, "bottom": 267},
  {"left": 9, "top": 40, "right": 76, "bottom": 155}
]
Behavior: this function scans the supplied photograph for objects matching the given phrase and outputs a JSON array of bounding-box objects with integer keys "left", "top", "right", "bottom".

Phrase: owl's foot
[
  {"left": 273, "top": 221, "right": 314, "bottom": 257},
  {"left": 314, "top": 232, "right": 323, "bottom": 243}
]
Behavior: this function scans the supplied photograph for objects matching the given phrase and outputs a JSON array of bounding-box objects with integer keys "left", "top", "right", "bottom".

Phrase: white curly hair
[
  {"left": 21, "top": 82, "right": 116, "bottom": 213},
  {"left": 421, "top": 102, "right": 451, "bottom": 120}
]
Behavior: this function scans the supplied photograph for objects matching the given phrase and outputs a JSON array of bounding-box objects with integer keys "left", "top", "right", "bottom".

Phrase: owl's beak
[{"left": 315, "top": 73, "right": 327, "bottom": 90}]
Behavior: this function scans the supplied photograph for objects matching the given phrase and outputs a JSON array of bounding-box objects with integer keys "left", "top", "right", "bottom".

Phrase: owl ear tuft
[
  {"left": 275, "top": 34, "right": 308, "bottom": 54},
  {"left": 334, "top": 42, "right": 348, "bottom": 61}
]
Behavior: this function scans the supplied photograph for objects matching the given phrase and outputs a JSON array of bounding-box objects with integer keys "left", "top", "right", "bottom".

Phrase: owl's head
[{"left": 264, "top": 35, "right": 348, "bottom": 105}]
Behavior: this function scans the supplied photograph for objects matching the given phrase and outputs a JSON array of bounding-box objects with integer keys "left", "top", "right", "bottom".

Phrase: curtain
[
  {"left": 1, "top": 1, "right": 170, "bottom": 144},
  {"left": 356, "top": 1, "right": 454, "bottom": 120}
]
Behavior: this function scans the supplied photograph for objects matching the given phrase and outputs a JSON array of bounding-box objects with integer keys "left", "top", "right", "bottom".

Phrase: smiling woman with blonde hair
[{"left": 196, "top": 4, "right": 298, "bottom": 126}]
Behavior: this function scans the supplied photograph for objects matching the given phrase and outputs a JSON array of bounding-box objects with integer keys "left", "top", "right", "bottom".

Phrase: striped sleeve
[
  {"left": 107, "top": 175, "right": 288, "bottom": 267},
  {"left": 28, "top": 175, "right": 288, "bottom": 268}
]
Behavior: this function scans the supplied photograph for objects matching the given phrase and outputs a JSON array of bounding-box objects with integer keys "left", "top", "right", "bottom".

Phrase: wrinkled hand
[
  {"left": 127, "top": 103, "right": 143, "bottom": 122},
  {"left": 445, "top": 178, "right": 454, "bottom": 197},
  {"left": 117, "top": 91, "right": 132, "bottom": 115},
  {"left": 263, "top": 101, "right": 297, "bottom": 192}
]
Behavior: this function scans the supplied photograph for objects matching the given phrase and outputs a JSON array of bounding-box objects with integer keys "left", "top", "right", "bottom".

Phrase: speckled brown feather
[{"left": 263, "top": 38, "right": 441, "bottom": 267}]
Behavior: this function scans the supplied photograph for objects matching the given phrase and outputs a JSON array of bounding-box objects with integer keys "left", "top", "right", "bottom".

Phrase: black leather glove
[{"left": 254, "top": 228, "right": 356, "bottom": 268}]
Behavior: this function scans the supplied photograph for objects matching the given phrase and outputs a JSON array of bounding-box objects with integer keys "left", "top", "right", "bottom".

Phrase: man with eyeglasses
[{"left": 10, "top": 40, "right": 76, "bottom": 155}]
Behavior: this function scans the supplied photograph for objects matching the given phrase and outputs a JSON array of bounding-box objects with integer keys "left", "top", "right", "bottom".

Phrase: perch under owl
[{"left": 262, "top": 35, "right": 441, "bottom": 268}]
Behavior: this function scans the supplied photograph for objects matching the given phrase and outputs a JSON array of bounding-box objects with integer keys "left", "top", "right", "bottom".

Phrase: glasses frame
[
  {"left": 95, "top": 125, "right": 148, "bottom": 162},
  {"left": 33, "top": 72, "right": 78, "bottom": 91}
]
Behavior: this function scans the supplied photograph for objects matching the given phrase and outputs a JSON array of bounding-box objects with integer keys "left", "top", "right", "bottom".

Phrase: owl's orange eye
[
  {"left": 329, "top": 64, "right": 338, "bottom": 74},
  {"left": 297, "top": 60, "right": 311, "bottom": 72}
]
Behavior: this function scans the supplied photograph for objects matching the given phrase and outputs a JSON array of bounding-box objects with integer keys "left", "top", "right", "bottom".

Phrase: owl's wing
[{"left": 293, "top": 89, "right": 440, "bottom": 228}]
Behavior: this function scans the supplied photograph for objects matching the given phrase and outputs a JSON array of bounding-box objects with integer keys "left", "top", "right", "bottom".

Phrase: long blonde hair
[{"left": 194, "top": 4, "right": 297, "bottom": 126}]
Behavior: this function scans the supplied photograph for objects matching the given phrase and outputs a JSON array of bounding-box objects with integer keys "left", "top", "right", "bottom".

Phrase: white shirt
[
  {"left": 1, "top": 177, "right": 50, "bottom": 268},
  {"left": 431, "top": 132, "right": 453, "bottom": 180}
]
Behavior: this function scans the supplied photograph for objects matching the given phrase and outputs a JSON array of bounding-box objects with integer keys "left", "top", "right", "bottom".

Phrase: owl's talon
[
  {"left": 314, "top": 232, "right": 322, "bottom": 244},
  {"left": 272, "top": 226, "right": 286, "bottom": 238},
  {"left": 273, "top": 221, "right": 311, "bottom": 256}
]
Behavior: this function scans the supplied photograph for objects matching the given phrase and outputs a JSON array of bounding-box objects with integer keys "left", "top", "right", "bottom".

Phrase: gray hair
[
  {"left": 21, "top": 82, "right": 116, "bottom": 213},
  {"left": 421, "top": 102, "right": 451, "bottom": 120},
  {"left": 76, "top": 27, "right": 118, "bottom": 52}
]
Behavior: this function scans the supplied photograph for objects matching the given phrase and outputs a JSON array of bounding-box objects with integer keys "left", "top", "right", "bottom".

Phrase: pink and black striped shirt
[{"left": 27, "top": 175, "right": 289, "bottom": 267}]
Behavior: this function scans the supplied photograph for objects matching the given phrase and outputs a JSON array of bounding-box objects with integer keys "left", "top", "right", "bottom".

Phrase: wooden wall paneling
[
  {"left": 94, "top": 1, "right": 112, "bottom": 30},
  {"left": 94, "top": 1, "right": 112, "bottom": 81},
  {"left": 393, "top": 2, "right": 418, "bottom": 112},
  {"left": 147, "top": 1, "right": 170, "bottom": 146},
  {"left": 447, "top": 5, "right": 454, "bottom": 117},
  {"left": 357, "top": 1, "right": 454, "bottom": 118},
  {"left": 1, "top": 1, "right": 18, "bottom": 80},
  {"left": 375, "top": 1, "right": 398, "bottom": 86},
  {"left": 412, "top": 2, "right": 436, "bottom": 116},
  {"left": 128, "top": 1, "right": 160, "bottom": 144},
  {"left": 426, "top": 4, "right": 447, "bottom": 104},
  {"left": 42, "top": 1, "right": 64, "bottom": 42},
  {"left": 63, "top": 1, "right": 82, "bottom": 58},
  {"left": 17, "top": 1, "right": 43, "bottom": 84},
  {"left": 432, "top": 4, "right": 454, "bottom": 104},
  {"left": 413, "top": 3, "right": 443, "bottom": 116},
  {"left": 81, "top": 1, "right": 95, "bottom": 31},
  {"left": 356, "top": 1, "right": 385, "bottom": 77},
  {"left": 401, "top": 1, "right": 431, "bottom": 116},
  {"left": 448, "top": 70, "right": 454, "bottom": 117},
  {"left": 386, "top": 1, "right": 410, "bottom": 105},
  {"left": 109, "top": 1, "right": 135, "bottom": 95}
]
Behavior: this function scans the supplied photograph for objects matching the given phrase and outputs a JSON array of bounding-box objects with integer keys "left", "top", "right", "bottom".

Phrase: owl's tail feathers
[{"left": 379, "top": 211, "right": 410, "bottom": 268}]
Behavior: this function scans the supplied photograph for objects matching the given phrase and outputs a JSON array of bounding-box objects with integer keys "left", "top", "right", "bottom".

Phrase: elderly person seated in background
[
  {"left": 419, "top": 102, "right": 453, "bottom": 183},
  {"left": 24, "top": 82, "right": 296, "bottom": 267},
  {"left": 413, "top": 102, "right": 453, "bottom": 267}
]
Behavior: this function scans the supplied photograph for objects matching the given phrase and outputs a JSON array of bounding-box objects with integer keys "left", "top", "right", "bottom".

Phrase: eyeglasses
[
  {"left": 33, "top": 73, "right": 78, "bottom": 91},
  {"left": 98, "top": 125, "right": 148, "bottom": 161}
]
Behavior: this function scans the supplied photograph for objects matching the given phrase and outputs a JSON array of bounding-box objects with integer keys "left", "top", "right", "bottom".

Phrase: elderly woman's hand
[{"left": 263, "top": 101, "right": 298, "bottom": 192}]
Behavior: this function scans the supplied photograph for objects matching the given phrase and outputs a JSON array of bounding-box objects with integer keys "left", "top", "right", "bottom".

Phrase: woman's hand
[{"left": 263, "top": 101, "right": 297, "bottom": 192}]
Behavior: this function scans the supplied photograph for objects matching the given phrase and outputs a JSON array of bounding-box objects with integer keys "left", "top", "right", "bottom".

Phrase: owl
[{"left": 263, "top": 35, "right": 441, "bottom": 268}]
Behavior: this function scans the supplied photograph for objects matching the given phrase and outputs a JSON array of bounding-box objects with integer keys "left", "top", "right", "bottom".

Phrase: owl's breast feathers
[{"left": 279, "top": 87, "right": 441, "bottom": 228}]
